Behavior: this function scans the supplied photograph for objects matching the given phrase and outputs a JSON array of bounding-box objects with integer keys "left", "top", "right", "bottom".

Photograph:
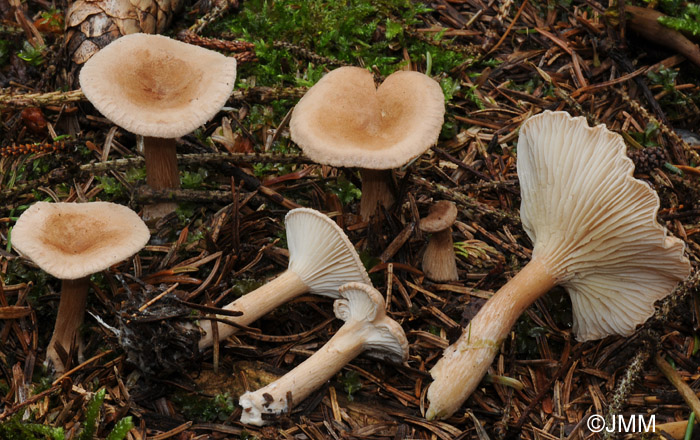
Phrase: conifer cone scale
[{"left": 64, "top": 0, "right": 237, "bottom": 65}]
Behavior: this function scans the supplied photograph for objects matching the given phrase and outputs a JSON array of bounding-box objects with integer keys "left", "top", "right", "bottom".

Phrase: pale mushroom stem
[
  {"left": 426, "top": 258, "right": 556, "bottom": 420},
  {"left": 240, "top": 319, "right": 366, "bottom": 424},
  {"left": 359, "top": 168, "right": 395, "bottom": 221},
  {"left": 47, "top": 276, "right": 90, "bottom": 372},
  {"left": 143, "top": 136, "right": 179, "bottom": 220},
  {"left": 198, "top": 270, "right": 308, "bottom": 350}
]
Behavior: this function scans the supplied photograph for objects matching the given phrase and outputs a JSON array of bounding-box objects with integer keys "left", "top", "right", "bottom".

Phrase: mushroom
[
  {"left": 420, "top": 200, "right": 459, "bottom": 282},
  {"left": 425, "top": 111, "right": 691, "bottom": 420},
  {"left": 239, "top": 282, "right": 408, "bottom": 426},
  {"left": 290, "top": 66, "right": 445, "bottom": 220},
  {"left": 79, "top": 33, "right": 237, "bottom": 220},
  {"left": 11, "top": 202, "right": 150, "bottom": 372},
  {"left": 198, "top": 207, "right": 371, "bottom": 350}
]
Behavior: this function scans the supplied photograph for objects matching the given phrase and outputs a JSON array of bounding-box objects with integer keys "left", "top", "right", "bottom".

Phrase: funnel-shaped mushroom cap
[
  {"left": 12, "top": 202, "right": 150, "bottom": 280},
  {"left": 420, "top": 200, "right": 458, "bottom": 233},
  {"left": 334, "top": 283, "right": 408, "bottom": 363},
  {"left": 80, "top": 33, "right": 237, "bottom": 138},
  {"left": 286, "top": 208, "right": 371, "bottom": 297},
  {"left": 518, "top": 111, "right": 690, "bottom": 341},
  {"left": 290, "top": 66, "right": 445, "bottom": 170}
]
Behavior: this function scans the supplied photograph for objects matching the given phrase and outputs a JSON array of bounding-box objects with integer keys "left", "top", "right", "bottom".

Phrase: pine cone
[
  {"left": 628, "top": 146, "right": 667, "bottom": 174},
  {"left": 64, "top": 0, "right": 186, "bottom": 65}
]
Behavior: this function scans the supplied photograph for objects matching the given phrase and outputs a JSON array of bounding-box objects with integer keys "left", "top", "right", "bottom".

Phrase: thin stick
[
  {"left": 655, "top": 354, "right": 700, "bottom": 420},
  {"left": 138, "top": 283, "right": 179, "bottom": 312}
]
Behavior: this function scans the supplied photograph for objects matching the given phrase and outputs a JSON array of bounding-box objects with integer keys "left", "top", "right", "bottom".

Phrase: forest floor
[{"left": 2, "top": 0, "right": 700, "bottom": 439}]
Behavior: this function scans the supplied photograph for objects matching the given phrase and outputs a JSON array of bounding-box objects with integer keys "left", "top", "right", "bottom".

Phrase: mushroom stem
[
  {"left": 239, "top": 318, "right": 366, "bottom": 425},
  {"left": 47, "top": 276, "right": 90, "bottom": 372},
  {"left": 143, "top": 136, "right": 179, "bottom": 220},
  {"left": 426, "top": 258, "right": 556, "bottom": 420},
  {"left": 423, "top": 228, "right": 458, "bottom": 282},
  {"left": 359, "top": 168, "right": 395, "bottom": 220},
  {"left": 198, "top": 270, "right": 308, "bottom": 350}
]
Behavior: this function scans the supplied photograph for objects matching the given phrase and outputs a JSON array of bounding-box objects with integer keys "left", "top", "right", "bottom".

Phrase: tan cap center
[
  {"left": 111, "top": 48, "right": 204, "bottom": 111},
  {"left": 41, "top": 212, "right": 122, "bottom": 255}
]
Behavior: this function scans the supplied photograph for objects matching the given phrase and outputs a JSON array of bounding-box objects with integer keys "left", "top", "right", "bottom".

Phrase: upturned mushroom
[
  {"left": 11, "top": 202, "right": 150, "bottom": 372},
  {"left": 420, "top": 200, "right": 459, "bottom": 282},
  {"left": 79, "top": 33, "right": 237, "bottom": 220},
  {"left": 198, "top": 207, "right": 371, "bottom": 350},
  {"left": 425, "top": 111, "right": 691, "bottom": 420},
  {"left": 239, "top": 282, "right": 408, "bottom": 426},
  {"left": 290, "top": 66, "right": 445, "bottom": 220}
]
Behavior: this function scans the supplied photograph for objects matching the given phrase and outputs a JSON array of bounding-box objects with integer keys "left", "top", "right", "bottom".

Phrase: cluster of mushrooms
[{"left": 9, "top": 32, "right": 692, "bottom": 426}]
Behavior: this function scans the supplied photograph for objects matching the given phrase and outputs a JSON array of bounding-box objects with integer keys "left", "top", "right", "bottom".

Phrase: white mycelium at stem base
[
  {"left": 239, "top": 282, "right": 408, "bottom": 426},
  {"left": 198, "top": 208, "right": 371, "bottom": 350},
  {"left": 425, "top": 111, "right": 691, "bottom": 420}
]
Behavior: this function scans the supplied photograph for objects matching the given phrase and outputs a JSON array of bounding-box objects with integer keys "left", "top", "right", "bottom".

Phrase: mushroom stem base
[
  {"left": 199, "top": 270, "right": 308, "bottom": 350},
  {"left": 426, "top": 258, "right": 556, "bottom": 420},
  {"left": 239, "top": 320, "right": 365, "bottom": 426},
  {"left": 359, "top": 169, "right": 395, "bottom": 221},
  {"left": 47, "top": 277, "right": 90, "bottom": 373},
  {"left": 143, "top": 136, "right": 179, "bottom": 221}
]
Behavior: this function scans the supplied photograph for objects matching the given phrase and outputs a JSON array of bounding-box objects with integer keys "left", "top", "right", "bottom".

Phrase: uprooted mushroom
[
  {"left": 11, "top": 202, "right": 150, "bottom": 373},
  {"left": 425, "top": 111, "right": 691, "bottom": 420},
  {"left": 198, "top": 207, "right": 371, "bottom": 350},
  {"left": 239, "top": 282, "right": 408, "bottom": 426}
]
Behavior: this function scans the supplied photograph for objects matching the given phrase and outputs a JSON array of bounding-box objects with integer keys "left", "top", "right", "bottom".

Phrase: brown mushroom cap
[
  {"left": 290, "top": 66, "right": 445, "bottom": 169},
  {"left": 11, "top": 202, "right": 150, "bottom": 280},
  {"left": 79, "top": 33, "right": 237, "bottom": 138},
  {"left": 420, "top": 200, "right": 458, "bottom": 233}
]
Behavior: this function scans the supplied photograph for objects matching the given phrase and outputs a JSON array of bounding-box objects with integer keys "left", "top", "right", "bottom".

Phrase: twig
[
  {"left": 410, "top": 175, "right": 519, "bottom": 223},
  {"left": 188, "top": 0, "right": 236, "bottom": 35},
  {"left": 0, "top": 86, "right": 307, "bottom": 109},
  {"left": 79, "top": 152, "right": 313, "bottom": 173},
  {"left": 655, "top": 354, "right": 700, "bottom": 420},
  {"left": 272, "top": 41, "right": 351, "bottom": 67},
  {"left": 604, "top": 341, "right": 654, "bottom": 440},
  {"left": 614, "top": 88, "right": 700, "bottom": 165}
]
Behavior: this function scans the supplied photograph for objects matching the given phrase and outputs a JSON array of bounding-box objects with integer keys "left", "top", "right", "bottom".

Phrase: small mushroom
[
  {"left": 198, "top": 208, "right": 371, "bottom": 350},
  {"left": 425, "top": 111, "right": 691, "bottom": 420},
  {"left": 79, "top": 33, "right": 237, "bottom": 220},
  {"left": 11, "top": 202, "right": 150, "bottom": 372},
  {"left": 420, "top": 200, "right": 458, "bottom": 282},
  {"left": 239, "top": 282, "right": 408, "bottom": 426},
  {"left": 290, "top": 66, "right": 445, "bottom": 220}
]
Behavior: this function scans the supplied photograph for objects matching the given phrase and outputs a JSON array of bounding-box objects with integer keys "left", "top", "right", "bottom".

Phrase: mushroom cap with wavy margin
[
  {"left": 80, "top": 33, "right": 237, "bottom": 138},
  {"left": 12, "top": 202, "right": 150, "bottom": 280},
  {"left": 290, "top": 66, "right": 445, "bottom": 170},
  {"left": 334, "top": 282, "right": 408, "bottom": 364},
  {"left": 517, "top": 111, "right": 690, "bottom": 341},
  {"left": 285, "top": 208, "right": 371, "bottom": 296}
]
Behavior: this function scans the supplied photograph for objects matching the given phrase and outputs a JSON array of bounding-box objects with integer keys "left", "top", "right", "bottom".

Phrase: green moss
[
  {"left": 181, "top": 168, "right": 209, "bottom": 189},
  {"left": 224, "top": 0, "right": 462, "bottom": 85},
  {"left": 0, "top": 417, "right": 64, "bottom": 440},
  {"left": 231, "top": 279, "right": 265, "bottom": 298},
  {"left": 171, "top": 391, "right": 236, "bottom": 422},
  {"left": 96, "top": 175, "right": 125, "bottom": 197},
  {"left": 340, "top": 370, "right": 362, "bottom": 401},
  {"left": 325, "top": 176, "right": 362, "bottom": 205}
]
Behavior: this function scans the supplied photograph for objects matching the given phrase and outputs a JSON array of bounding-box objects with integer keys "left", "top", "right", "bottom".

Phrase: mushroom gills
[{"left": 239, "top": 282, "right": 407, "bottom": 426}]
